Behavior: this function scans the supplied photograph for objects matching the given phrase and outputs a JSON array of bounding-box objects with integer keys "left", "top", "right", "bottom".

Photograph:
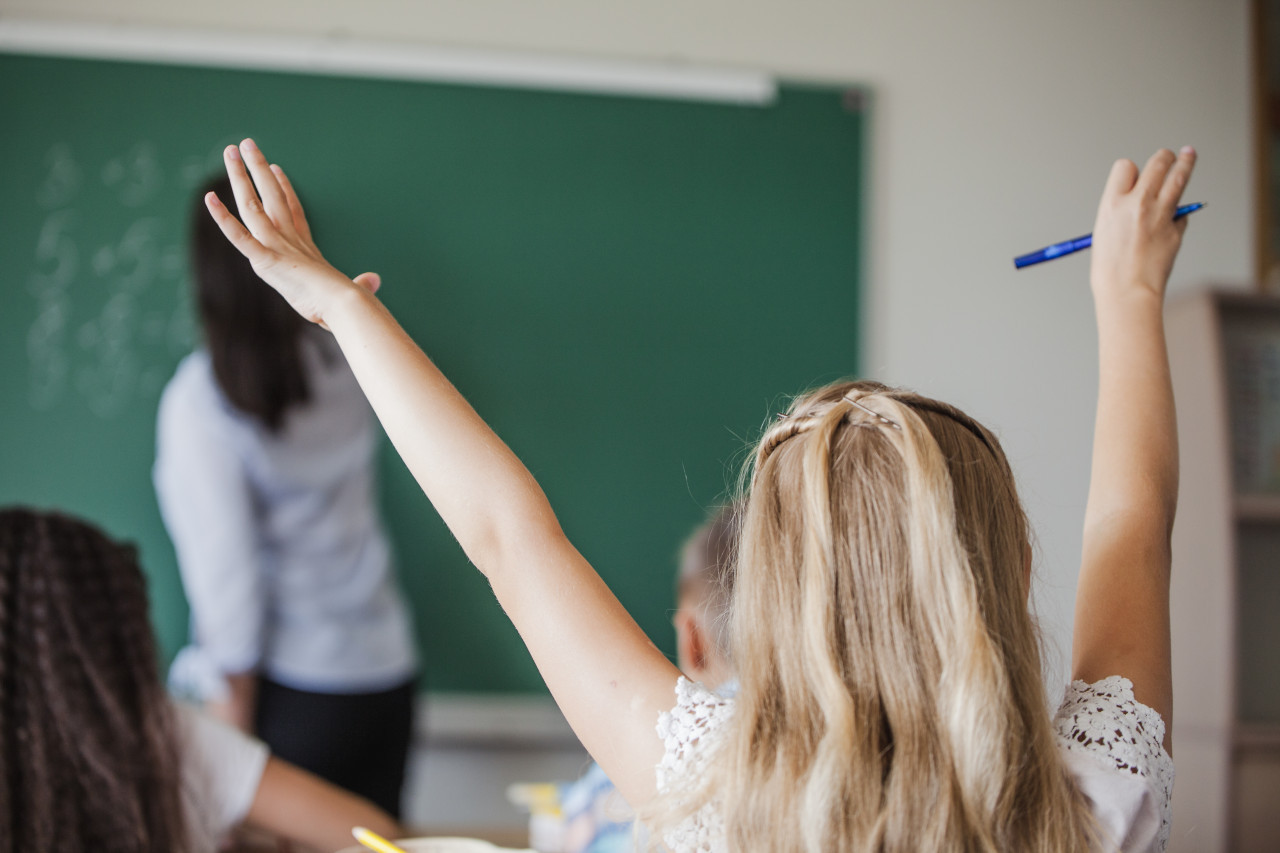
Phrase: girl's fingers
[
  {"left": 223, "top": 144, "right": 275, "bottom": 236},
  {"left": 1135, "top": 148, "right": 1177, "bottom": 199},
  {"left": 271, "top": 164, "right": 314, "bottom": 244},
  {"left": 205, "top": 191, "right": 272, "bottom": 264},
  {"left": 238, "top": 139, "right": 297, "bottom": 237},
  {"left": 1104, "top": 158, "right": 1139, "bottom": 199},
  {"left": 1158, "top": 146, "right": 1197, "bottom": 209}
]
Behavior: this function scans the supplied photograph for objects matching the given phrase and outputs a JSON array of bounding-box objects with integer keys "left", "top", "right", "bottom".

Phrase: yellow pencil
[{"left": 352, "top": 826, "right": 409, "bottom": 853}]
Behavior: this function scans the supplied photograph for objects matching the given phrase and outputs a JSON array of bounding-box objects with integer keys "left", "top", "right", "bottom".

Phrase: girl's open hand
[
  {"left": 205, "top": 139, "right": 379, "bottom": 327},
  {"left": 1090, "top": 146, "right": 1196, "bottom": 304}
]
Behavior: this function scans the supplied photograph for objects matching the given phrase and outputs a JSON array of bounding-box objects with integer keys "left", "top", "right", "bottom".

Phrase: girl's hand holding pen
[
  {"left": 204, "top": 138, "right": 381, "bottom": 328},
  {"left": 1090, "top": 146, "right": 1196, "bottom": 303}
]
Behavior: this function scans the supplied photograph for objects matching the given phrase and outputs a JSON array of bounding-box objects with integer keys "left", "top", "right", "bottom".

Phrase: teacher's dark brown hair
[{"left": 193, "top": 175, "right": 311, "bottom": 431}]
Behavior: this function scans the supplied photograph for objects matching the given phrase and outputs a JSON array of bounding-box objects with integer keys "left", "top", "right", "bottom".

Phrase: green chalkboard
[{"left": 0, "top": 52, "right": 862, "bottom": 693}]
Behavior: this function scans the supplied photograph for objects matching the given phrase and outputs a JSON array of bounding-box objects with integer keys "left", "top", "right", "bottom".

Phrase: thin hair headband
[
  {"left": 761, "top": 391, "right": 901, "bottom": 472},
  {"left": 843, "top": 392, "right": 903, "bottom": 430},
  {"left": 761, "top": 388, "right": 1002, "bottom": 482},
  {"left": 773, "top": 392, "right": 901, "bottom": 429}
]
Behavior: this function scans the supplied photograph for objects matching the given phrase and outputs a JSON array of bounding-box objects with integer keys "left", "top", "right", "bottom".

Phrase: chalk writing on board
[
  {"left": 25, "top": 143, "right": 199, "bottom": 417},
  {"left": 36, "top": 144, "right": 80, "bottom": 210},
  {"left": 180, "top": 147, "right": 230, "bottom": 190},
  {"left": 28, "top": 208, "right": 79, "bottom": 291},
  {"left": 27, "top": 298, "right": 69, "bottom": 411},
  {"left": 27, "top": 209, "right": 77, "bottom": 410},
  {"left": 78, "top": 292, "right": 139, "bottom": 418},
  {"left": 103, "top": 142, "right": 163, "bottom": 208},
  {"left": 76, "top": 218, "right": 161, "bottom": 416}
]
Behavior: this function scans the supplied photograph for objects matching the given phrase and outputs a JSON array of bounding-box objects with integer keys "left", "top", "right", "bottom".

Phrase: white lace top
[{"left": 655, "top": 675, "right": 1174, "bottom": 853}]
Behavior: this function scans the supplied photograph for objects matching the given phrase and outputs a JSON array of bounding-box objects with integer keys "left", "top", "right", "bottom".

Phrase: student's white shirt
[
  {"left": 656, "top": 675, "right": 1174, "bottom": 853},
  {"left": 154, "top": 335, "right": 416, "bottom": 697},
  {"left": 174, "top": 701, "right": 270, "bottom": 853}
]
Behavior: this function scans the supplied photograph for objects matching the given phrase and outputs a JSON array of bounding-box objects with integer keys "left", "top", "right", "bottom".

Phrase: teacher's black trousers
[{"left": 254, "top": 677, "right": 416, "bottom": 818}]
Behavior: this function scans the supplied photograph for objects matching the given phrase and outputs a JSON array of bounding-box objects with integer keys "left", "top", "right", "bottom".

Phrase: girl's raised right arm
[
  {"left": 206, "top": 139, "right": 681, "bottom": 806},
  {"left": 1072, "top": 147, "right": 1196, "bottom": 750}
]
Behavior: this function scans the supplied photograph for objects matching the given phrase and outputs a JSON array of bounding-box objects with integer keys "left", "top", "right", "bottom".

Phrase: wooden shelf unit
[{"left": 1168, "top": 288, "right": 1280, "bottom": 853}]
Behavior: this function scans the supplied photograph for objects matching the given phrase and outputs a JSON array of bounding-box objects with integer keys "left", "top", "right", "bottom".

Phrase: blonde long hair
[{"left": 655, "top": 380, "right": 1095, "bottom": 851}]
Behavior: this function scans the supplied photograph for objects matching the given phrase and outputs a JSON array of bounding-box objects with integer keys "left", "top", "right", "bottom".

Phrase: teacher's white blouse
[{"left": 155, "top": 336, "right": 416, "bottom": 697}]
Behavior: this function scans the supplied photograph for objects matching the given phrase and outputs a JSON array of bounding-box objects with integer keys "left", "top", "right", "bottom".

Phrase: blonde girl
[{"left": 205, "top": 140, "right": 1194, "bottom": 851}]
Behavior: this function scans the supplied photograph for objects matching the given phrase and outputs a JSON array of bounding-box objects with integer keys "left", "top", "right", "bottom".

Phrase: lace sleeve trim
[
  {"left": 654, "top": 677, "right": 731, "bottom": 853},
  {"left": 1054, "top": 675, "right": 1175, "bottom": 851}
]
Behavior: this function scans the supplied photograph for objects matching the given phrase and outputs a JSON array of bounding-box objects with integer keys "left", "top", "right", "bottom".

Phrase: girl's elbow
[
  {"left": 462, "top": 507, "right": 567, "bottom": 582},
  {"left": 1083, "top": 501, "right": 1177, "bottom": 559}
]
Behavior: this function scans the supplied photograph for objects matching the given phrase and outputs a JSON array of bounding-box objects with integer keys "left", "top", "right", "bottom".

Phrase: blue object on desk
[{"left": 1014, "top": 202, "right": 1205, "bottom": 269}]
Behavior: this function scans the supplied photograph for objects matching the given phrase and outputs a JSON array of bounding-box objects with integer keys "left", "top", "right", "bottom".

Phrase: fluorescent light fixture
[{"left": 0, "top": 19, "right": 777, "bottom": 105}]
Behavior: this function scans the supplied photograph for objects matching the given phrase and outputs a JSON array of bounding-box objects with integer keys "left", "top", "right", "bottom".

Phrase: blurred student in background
[
  {"left": 154, "top": 175, "right": 417, "bottom": 817},
  {"left": 559, "top": 502, "right": 741, "bottom": 853},
  {"left": 0, "top": 507, "right": 402, "bottom": 853}
]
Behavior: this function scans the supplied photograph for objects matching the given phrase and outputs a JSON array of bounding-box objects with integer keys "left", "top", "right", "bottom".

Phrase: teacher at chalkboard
[{"left": 153, "top": 176, "right": 417, "bottom": 818}]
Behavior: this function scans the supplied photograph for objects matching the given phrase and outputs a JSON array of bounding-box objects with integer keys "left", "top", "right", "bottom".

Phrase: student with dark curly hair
[{"left": 0, "top": 507, "right": 402, "bottom": 853}]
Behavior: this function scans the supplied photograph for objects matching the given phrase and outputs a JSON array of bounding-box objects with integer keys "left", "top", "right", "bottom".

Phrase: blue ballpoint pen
[{"left": 1013, "top": 202, "right": 1205, "bottom": 269}]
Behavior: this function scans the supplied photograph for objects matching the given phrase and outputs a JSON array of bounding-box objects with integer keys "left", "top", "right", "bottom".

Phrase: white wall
[{"left": 1, "top": 0, "right": 1254, "bottom": 827}]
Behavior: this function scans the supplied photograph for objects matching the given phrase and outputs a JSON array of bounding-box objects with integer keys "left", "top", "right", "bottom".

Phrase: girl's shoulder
[
  {"left": 655, "top": 678, "right": 734, "bottom": 853},
  {"left": 1053, "top": 675, "right": 1174, "bottom": 852},
  {"left": 1053, "top": 675, "right": 1173, "bottom": 788},
  {"left": 656, "top": 677, "right": 735, "bottom": 784}
]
